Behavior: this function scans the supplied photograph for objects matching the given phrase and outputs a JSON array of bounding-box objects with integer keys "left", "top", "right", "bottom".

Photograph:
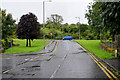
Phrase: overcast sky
[{"left": 1, "top": 0, "right": 93, "bottom": 24}]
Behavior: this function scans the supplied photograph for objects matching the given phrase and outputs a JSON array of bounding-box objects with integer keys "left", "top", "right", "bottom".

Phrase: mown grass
[
  {"left": 4, "top": 39, "right": 50, "bottom": 54},
  {"left": 75, "top": 40, "right": 115, "bottom": 60}
]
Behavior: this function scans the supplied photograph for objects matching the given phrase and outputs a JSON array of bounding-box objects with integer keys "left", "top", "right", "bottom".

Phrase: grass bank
[
  {"left": 4, "top": 39, "right": 50, "bottom": 54},
  {"left": 75, "top": 40, "right": 115, "bottom": 60}
]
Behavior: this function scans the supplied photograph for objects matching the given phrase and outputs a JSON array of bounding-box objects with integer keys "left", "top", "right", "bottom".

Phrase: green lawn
[
  {"left": 75, "top": 40, "right": 115, "bottom": 60},
  {"left": 4, "top": 39, "right": 50, "bottom": 54}
]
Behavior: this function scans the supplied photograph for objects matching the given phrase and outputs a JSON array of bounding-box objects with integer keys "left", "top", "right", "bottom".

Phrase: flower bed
[{"left": 99, "top": 43, "right": 115, "bottom": 53}]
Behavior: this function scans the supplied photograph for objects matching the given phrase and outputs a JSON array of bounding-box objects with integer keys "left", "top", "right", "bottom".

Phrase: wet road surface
[{"left": 2, "top": 40, "right": 110, "bottom": 79}]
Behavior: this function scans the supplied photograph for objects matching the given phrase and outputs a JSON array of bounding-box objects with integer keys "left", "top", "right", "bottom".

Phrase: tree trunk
[
  {"left": 29, "top": 39, "right": 31, "bottom": 47},
  {"left": 26, "top": 39, "right": 28, "bottom": 47}
]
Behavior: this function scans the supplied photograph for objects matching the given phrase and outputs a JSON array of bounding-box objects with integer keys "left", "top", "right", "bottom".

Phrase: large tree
[
  {"left": 46, "top": 14, "right": 63, "bottom": 29},
  {"left": 16, "top": 12, "right": 40, "bottom": 47}
]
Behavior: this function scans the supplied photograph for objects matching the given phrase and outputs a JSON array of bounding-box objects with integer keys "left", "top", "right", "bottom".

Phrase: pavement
[
  {"left": 104, "top": 58, "right": 120, "bottom": 72},
  {"left": 1, "top": 40, "right": 119, "bottom": 80}
]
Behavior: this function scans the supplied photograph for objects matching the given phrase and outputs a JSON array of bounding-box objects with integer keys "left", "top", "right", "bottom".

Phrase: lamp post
[
  {"left": 62, "top": 24, "right": 64, "bottom": 38},
  {"left": 75, "top": 17, "right": 80, "bottom": 40},
  {"left": 43, "top": 0, "right": 52, "bottom": 49}
]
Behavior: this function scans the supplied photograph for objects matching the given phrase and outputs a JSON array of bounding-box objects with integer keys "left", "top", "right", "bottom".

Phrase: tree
[
  {"left": 2, "top": 9, "right": 16, "bottom": 39},
  {"left": 85, "top": 2, "right": 104, "bottom": 39},
  {"left": 99, "top": 2, "right": 120, "bottom": 39},
  {"left": 46, "top": 14, "right": 63, "bottom": 29},
  {"left": 0, "top": 8, "right": 2, "bottom": 40},
  {"left": 85, "top": 2, "right": 120, "bottom": 40},
  {"left": 1, "top": 9, "right": 16, "bottom": 49},
  {"left": 16, "top": 12, "right": 40, "bottom": 47}
]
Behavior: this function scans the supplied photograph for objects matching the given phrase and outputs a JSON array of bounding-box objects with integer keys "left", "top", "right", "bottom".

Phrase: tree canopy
[
  {"left": 85, "top": 2, "right": 120, "bottom": 40},
  {"left": 16, "top": 12, "right": 40, "bottom": 47},
  {"left": 99, "top": 2, "right": 120, "bottom": 35},
  {"left": 2, "top": 9, "right": 16, "bottom": 39},
  {"left": 47, "top": 14, "right": 63, "bottom": 29}
]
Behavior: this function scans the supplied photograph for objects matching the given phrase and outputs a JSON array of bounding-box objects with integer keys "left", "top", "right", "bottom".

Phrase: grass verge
[
  {"left": 75, "top": 40, "right": 115, "bottom": 60},
  {"left": 3, "top": 39, "right": 50, "bottom": 54}
]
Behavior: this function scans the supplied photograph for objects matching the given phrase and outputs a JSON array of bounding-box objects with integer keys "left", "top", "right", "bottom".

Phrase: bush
[
  {"left": 2, "top": 39, "right": 12, "bottom": 49},
  {"left": 108, "top": 38, "right": 112, "bottom": 41}
]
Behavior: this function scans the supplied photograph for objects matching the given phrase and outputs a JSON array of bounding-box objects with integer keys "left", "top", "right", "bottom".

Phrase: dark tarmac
[{"left": 2, "top": 40, "right": 114, "bottom": 79}]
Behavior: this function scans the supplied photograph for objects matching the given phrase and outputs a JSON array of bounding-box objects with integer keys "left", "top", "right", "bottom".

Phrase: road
[{"left": 2, "top": 40, "right": 116, "bottom": 79}]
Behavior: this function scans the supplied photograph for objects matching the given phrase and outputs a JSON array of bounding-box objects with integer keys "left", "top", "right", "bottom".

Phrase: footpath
[{"left": 104, "top": 58, "right": 120, "bottom": 73}]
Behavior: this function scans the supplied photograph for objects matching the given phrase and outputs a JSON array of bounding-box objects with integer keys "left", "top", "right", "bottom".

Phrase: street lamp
[
  {"left": 43, "top": 0, "right": 52, "bottom": 49},
  {"left": 75, "top": 17, "right": 80, "bottom": 40}
]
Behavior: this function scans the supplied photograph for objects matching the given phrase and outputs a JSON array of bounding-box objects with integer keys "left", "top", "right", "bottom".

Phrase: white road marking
[
  {"left": 25, "top": 58, "right": 29, "bottom": 61},
  {"left": 3, "top": 70, "right": 10, "bottom": 74},
  {"left": 50, "top": 53, "right": 68, "bottom": 79},
  {"left": 50, "top": 64, "right": 61, "bottom": 79}
]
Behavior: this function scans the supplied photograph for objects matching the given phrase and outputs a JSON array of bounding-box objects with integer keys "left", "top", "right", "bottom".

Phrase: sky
[{"left": 1, "top": 0, "right": 93, "bottom": 24}]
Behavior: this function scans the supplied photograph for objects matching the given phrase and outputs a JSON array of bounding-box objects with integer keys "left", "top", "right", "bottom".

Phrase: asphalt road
[{"left": 2, "top": 40, "right": 111, "bottom": 79}]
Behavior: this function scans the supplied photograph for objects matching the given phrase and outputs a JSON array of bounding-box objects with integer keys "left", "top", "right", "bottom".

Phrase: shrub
[{"left": 2, "top": 39, "right": 12, "bottom": 49}]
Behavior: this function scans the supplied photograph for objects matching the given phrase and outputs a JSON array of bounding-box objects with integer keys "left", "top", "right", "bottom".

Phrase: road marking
[
  {"left": 30, "top": 59, "right": 33, "bottom": 61},
  {"left": 91, "top": 54, "right": 119, "bottom": 80},
  {"left": 3, "top": 70, "right": 10, "bottom": 74},
  {"left": 50, "top": 48, "right": 68, "bottom": 79},
  {"left": 50, "top": 64, "right": 61, "bottom": 79},
  {"left": 49, "top": 53, "right": 68, "bottom": 79},
  {"left": 25, "top": 58, "right": 30, "bottom": 61},
  {"left": 89, "top": 54, "right": 113, "bottom": 80},
  {"left": 52, "top": 42, "right": 58, "bottom": 53}
]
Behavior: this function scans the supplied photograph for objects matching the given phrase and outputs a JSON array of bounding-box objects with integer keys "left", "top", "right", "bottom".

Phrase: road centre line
[
  {"left": 50, "top": 42, "right": 69, "bottom": 79},
  {"left": 50, "top": 64, "right": 61, "bottom": 79}
]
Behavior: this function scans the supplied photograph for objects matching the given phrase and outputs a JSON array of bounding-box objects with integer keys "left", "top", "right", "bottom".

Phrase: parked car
[{"left": 63, "top": 36, "right": 72, "bottom": 40}]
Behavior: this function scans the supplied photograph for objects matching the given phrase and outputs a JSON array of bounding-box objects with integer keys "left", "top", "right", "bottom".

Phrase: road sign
[{"left": 50, "top": 33, "right": 52, "bottom": 35}]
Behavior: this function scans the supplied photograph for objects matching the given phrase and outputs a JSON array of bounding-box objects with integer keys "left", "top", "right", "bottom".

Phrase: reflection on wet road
[{"left": 2, "top": 40, "right": 110, "bottom": 79}]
